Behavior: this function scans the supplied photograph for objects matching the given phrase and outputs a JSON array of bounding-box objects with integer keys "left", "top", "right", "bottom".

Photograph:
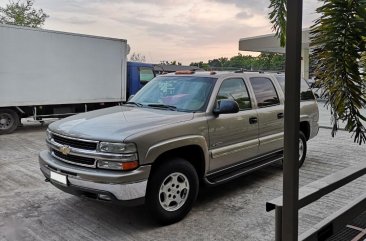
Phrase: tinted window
[
  {"left": 275, "top": 75, "right": 315, "bottom": 101},
  {"left": 250, "top": 77, "right": 280, "bottom": 107},
  {"left": 139, "top": 67, "right": 155, "bottom": 83},
  {"left": 216, "top": 78, "right": 251, "bottom": 110}
]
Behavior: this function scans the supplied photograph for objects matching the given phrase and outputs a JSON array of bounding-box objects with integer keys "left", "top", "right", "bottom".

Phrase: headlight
[
  {"left": 46, "top": 129, "right": 52, "bottom": 141},
  {"left": 97, "top": 142, "right": 139, "bottom": 170},
  {"left": 98, "top": 142, "right": 137, "bottom": 154}
]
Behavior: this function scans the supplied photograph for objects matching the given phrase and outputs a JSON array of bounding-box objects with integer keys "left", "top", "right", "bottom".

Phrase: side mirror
[
  {"left": 213, "top": 99, "right": 239, "bottom": 115},
  {"left": 127, "top": 95, "right": 135, "bottom": 102}
]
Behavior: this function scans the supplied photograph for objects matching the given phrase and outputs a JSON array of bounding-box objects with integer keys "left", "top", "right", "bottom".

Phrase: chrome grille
[
  {"left": 52, "top": 133, "right": 97, "bottom": 150},
  {"left": 53, "top": 150, "right": 96, "bottom": 167}
]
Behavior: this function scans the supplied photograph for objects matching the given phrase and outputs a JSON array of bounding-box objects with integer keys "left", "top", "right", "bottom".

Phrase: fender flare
[{"left": 144, "top": 135, "right": 210, "bottom": 173}]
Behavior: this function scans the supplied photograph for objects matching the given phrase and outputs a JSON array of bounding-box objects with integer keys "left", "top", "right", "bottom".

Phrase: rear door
[
  {"left": 249, "top": 76, "right": 284, "bottom": 155},
  {"left": 208, "top": 77, "right": 259, "bottom": 171}
]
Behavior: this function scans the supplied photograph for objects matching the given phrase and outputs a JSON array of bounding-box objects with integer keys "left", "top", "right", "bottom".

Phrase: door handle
[
  {"left": 277, "top": 113, "right": 284, "bottom": 119},
  {"left": 249, "top": 117, "right": 258, "bottom": 124}
]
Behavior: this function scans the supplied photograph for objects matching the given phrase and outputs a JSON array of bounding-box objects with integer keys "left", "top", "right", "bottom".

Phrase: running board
[{"left": 205, "top": 151, "right": 283, "bottom": 185}]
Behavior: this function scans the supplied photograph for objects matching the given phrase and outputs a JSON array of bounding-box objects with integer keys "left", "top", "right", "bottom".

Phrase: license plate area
[{"left": 50, "top": 171, "right": 68, "bottom": 186}]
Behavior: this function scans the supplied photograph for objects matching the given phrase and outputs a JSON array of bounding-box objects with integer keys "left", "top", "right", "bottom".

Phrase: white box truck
[{"left": 0, "top": 24, "right": 155, "bottom": 134}]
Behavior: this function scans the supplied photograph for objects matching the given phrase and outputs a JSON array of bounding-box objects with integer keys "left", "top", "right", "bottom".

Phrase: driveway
[{"left": 0, "top": 122, "right": 365, "bottom": 241}]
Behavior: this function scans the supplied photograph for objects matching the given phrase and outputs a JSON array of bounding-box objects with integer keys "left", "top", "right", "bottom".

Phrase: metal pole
[
  {"left": 275, "top": 206, "right": 283, "bottom": 241},
  {"left": 282, "top": 0, "right": 303, "bottom": 240}
]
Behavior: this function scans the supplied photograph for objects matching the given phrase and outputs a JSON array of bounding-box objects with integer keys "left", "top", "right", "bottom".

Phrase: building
[{"left": 239, "top": 29, "right": 311, "bottom": 79}]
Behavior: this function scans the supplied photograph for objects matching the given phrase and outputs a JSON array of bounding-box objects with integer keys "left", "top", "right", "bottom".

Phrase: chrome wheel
[
  {"left": 158, "top": 172, "right": 190, "bottom": 212},
  {"left": 0, "top": 113, "right": 14, "bottom": 130},
  {"left": 299, "top": 138, "right": 304, "bottom": 162}
]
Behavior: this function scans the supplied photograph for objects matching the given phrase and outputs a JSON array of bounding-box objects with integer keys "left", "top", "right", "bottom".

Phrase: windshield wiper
[
  {"left": 125, "top": 101, "right": 143, "bottom": 107},
  {"left": 147, "top": 104, "right": 177, "bottom": 111}
]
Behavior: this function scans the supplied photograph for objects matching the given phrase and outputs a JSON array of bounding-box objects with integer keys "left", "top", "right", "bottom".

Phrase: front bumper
[{"left": 39, "top": 150, "right": 151, "bottom": 205}]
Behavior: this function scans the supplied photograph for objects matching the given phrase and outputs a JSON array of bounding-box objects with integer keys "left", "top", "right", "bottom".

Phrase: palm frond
[
  {"left": 310, "top": 0, "right": 366, "bottom": 144},
  {"left": 268, "top": 0, "right": 287, "bottom": 47}
]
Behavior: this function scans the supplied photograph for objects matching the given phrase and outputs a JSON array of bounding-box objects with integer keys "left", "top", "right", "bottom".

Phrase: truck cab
[{"left": 127, "top": 62, "right": 155, "bottom": 97}]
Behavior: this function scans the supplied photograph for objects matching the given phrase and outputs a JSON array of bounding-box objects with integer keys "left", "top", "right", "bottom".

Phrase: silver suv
[{"left": 39, "top": 71, "right": 319, "bottom": 224}]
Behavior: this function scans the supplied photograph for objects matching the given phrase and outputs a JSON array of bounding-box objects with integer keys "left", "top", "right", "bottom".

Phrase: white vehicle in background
[{"left": 0, "top": 24, "right": 155, "bottom": 134}]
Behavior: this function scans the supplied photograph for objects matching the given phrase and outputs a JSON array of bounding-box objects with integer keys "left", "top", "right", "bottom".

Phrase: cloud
[
  {"left": 208, "top": 0, "right": 269, "bottom": 14},
  {"left": 236, "top": 11, "right": 254, "bottom": 19},
  {"left": 14, "top": 0, "right": 320, "bottom": 63}
]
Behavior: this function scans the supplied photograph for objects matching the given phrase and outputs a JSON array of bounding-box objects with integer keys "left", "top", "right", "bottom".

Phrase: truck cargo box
[{"left": 0, "top": 24, "right": 128, "bottom": 107}]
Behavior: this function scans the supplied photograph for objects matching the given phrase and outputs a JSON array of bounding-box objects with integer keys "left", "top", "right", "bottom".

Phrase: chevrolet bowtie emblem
[{"left": 59, "top": 145, "right": 71, "bottom": 155}]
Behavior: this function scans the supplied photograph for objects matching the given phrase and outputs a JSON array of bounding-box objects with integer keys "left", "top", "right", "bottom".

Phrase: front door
[{"left": 208, "top": 78, "right": 259, "bottom": 172}]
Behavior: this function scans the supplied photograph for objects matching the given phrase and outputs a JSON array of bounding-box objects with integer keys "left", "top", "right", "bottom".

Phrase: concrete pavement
[{"left": 0, "top": 122, "right": 365, "bottom": 241}]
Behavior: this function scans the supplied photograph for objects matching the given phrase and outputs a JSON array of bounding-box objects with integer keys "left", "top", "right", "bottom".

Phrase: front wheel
[{"left": 146, "top": 158, "right": 199, "bottom": 224}]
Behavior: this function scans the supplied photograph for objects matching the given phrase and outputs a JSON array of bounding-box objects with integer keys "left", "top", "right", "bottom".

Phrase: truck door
[
  {"left": 208, "top": 78, "right": 259, "bottom": 171},
  {"left": 127, "top": 62, "right": 155, "bottom": 97},
  {"left": 249, "top": 77, "right": 284, "bottom": 155}
]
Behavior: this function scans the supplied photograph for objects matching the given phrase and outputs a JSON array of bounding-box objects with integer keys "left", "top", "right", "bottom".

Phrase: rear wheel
[
  {"left": 280, "top": 131, "right": 307, "bottom": 168},
  {"left": 298, "top": 131, "right": 307, "bottom": 168},
  {"left": 0, "top": 109, "right": 19, "bottom": 134},
  {"left": 146, "top": 158, "right": 199, "bottom": 224}
]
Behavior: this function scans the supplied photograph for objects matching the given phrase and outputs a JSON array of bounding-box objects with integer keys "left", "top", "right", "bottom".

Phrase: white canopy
[{"left": 239, "top": 29, "right": 311, "bottom": 79}]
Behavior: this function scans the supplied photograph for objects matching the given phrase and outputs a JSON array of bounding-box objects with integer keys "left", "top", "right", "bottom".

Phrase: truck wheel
[
  {"left": 280, "top": 131, "right": 307, "bottom": 168},
  {"left": 298, "top": 131, "right": 307, "bottom": 168},
  {"left": 146, "top": 158, "right": 199, "bottom": 224},
  {"left": 0, "top": 109, "right": 20, "bottom": 134}
]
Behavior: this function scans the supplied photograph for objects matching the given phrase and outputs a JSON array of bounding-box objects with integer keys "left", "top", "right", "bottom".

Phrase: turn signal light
[
  {"left": 121, "top": 161, "right": 139, "bottom": 170},
  {"left": 97, "top": 160, "right": 139, "bottom": 170}
]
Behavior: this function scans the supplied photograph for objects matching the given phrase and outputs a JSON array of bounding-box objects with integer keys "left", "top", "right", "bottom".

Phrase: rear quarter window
[
  {"left": 249, "top": 77, "right": 280, "bottom": 107},
  {"left": 275, "top": 75, "right": 315, "bottom": 101}
]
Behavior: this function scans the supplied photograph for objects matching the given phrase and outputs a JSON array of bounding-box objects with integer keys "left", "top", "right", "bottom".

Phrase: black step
[{"left": 206, "top": 151, "right": 283, "bottom": 185}]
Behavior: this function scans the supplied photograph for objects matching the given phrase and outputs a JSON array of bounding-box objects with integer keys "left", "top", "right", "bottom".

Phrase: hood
[{"left": 49, "top": 106, "right": 194, "bottom": 142}]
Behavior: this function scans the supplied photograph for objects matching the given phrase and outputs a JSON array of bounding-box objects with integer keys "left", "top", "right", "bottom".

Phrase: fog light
[{"left": 98, "top": 194, "right": 112, "bottom": 201}]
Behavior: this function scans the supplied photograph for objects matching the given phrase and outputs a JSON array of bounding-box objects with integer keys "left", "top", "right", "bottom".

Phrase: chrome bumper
[{"left": 39, "top": 150, "right": 151, "bottom": 202}]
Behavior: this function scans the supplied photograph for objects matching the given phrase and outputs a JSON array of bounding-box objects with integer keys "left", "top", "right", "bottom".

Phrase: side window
[
  {"left": 275, "top": 75, "right": 285, "bottom": 93},
  {"left": 217, "top": 78, "right": 251, "bottom": 110},
  {"left": 274, "top": 75, "right": 315, "bottom": 101},
  {"left": 139, "top": 67, "right": 155, "bottom": 84},
  {"left": 300, "top": 78, "right": 315, "bottom": 100},
  {"left": 250, "top": 77, "right": 280, "bottom": 107}
]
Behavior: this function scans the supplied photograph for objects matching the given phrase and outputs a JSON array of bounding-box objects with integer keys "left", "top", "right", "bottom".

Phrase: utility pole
[{"left": 282, "top": 0, "right": 303, "bottom": 240}]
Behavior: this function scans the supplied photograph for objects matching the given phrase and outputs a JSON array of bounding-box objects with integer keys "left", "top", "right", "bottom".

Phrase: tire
[
  {"left": 280, "top": 131, "right": 307, "bottom": 168},
  {"left": 298, "top": 131, "right": 307, "bottom": 168},
  {"left": 146, "top": 158, "right": 199, "bottom": 224},
  {"left": 0, "top": 109, "right": 20, "bottom": 135}
]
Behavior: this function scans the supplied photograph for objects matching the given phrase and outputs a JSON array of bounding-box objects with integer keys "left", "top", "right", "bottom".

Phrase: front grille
[
  {"left": 52, "top": 134, "right": 97, "bottom": 150},
  {"left": 53, "top": 150, "right": 95, "bottom": 166}
]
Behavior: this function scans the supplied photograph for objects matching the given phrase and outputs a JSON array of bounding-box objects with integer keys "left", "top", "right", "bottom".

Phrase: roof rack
[{"left": 233, "top": 69, "right": 284, "bottom": 74}]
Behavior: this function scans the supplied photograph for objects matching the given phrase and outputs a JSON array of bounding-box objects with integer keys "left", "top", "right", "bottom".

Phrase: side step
[{"left": 205, "top": 151, "right": 283, "bottom": 185}]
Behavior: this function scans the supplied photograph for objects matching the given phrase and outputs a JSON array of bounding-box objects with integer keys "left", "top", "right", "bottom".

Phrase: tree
[
  {"left": 160, "top": 60, "right": 182, "bottom": 65},
  {"left": 268, "top": 0, "right": 287, "bottom": 47},
  {"left": 189, "top": 61, "right": 209, "bottom": 70},
  {"left": 0, "top": 0, "right": 48, "bottom": 28},
  {"left": 269, "top": 0, "right": 366, "bottom": 144},
  {"left": 129, "top": 52, "right": 146, "bottom": 62}
]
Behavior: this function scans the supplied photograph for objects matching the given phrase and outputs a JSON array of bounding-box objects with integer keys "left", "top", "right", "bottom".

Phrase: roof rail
[{"left": 233, "top": 69, "right": 284, "bottom": 74}]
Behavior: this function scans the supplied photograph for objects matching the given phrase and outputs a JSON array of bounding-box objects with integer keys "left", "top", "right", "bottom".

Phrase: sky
[{"left": 0, "top": 0, "right": 322, "bottom": 64}]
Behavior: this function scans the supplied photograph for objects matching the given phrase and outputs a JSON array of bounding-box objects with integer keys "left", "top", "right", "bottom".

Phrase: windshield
[{"left": 129, "top": 76, "right": 217, "bottom": 112}]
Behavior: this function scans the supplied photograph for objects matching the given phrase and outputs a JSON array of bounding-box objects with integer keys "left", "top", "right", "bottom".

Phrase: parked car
[{"left": 39, "top": 71, "right": 319, "bottom": 224}]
